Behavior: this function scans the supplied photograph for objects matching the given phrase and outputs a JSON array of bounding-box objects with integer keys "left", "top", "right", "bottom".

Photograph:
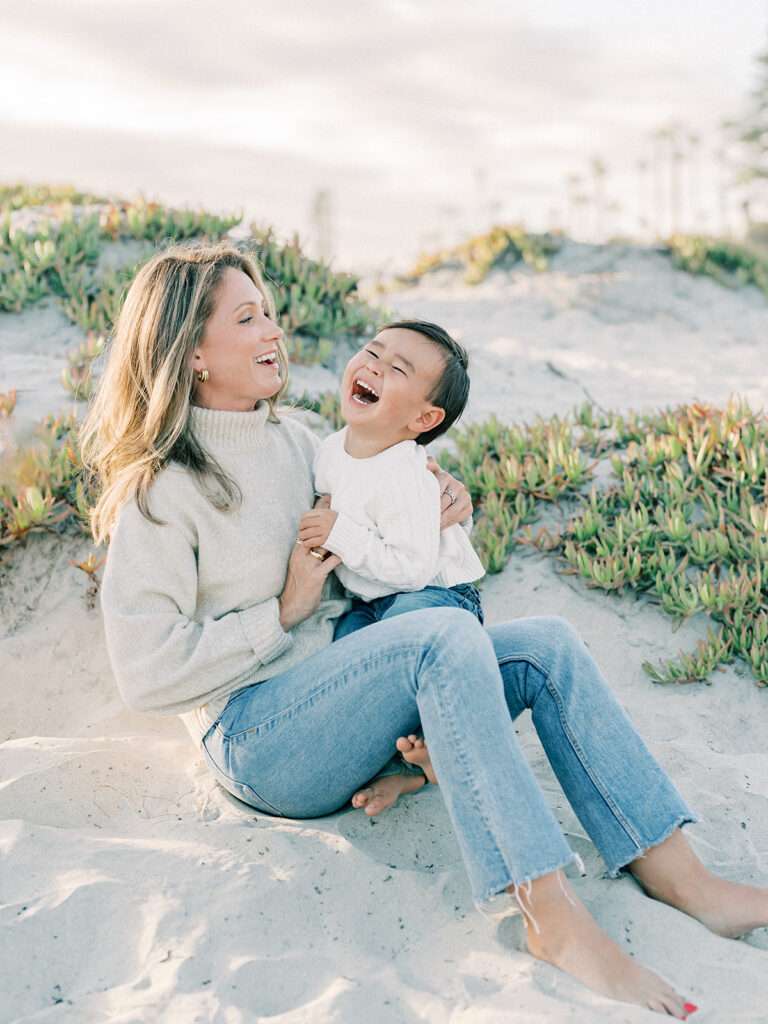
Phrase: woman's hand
[
  {"left": 278, "top": 539, "right": 341, "bottom": 631},
  {"left": 426, "top": 457, "right": 473, "bottom": 528}
]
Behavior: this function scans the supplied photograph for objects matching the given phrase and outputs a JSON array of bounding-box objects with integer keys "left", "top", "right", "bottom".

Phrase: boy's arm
[{"left": 319, "top": 457, "right": 442, "bottom": 591}]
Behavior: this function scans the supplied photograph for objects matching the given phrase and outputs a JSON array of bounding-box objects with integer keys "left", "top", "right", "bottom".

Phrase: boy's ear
[{"left": 408, "top": 405, "right": 445, "bottom": 434}]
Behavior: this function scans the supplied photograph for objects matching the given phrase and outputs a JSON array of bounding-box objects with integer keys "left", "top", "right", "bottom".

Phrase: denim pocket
[{"left": 202, "top": 726, "right": 285, "bottom": 816}]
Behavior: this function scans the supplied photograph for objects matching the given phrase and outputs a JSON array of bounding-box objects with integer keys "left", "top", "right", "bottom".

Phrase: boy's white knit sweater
[
  {"left": 316, "top": 427, "right": 484, "bottom": 600},
  {"left": 100, "top": 403, "right": 349, "bottom": 749}
]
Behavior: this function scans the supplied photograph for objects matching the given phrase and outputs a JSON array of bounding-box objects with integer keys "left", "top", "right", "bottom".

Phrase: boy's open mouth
[{"left": 351, "top": 378, "right": 379, "bottom": 405}]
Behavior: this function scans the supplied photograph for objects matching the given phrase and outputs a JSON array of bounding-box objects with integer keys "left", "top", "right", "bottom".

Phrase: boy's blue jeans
[
  {"left": 333, "top": 582, "right": 484, "bottom": 640},
  {"left": 202, "top": 609, "right": 696, "bottom": 906}
]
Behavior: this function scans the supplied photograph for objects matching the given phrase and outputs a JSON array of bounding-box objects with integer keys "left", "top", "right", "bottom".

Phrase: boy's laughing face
[{"left": 340, "top": 327, "right": 446, "bottom": 449}]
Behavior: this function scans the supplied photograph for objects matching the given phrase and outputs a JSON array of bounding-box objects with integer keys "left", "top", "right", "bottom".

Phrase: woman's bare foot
[
  {"left": 513, "top": 870, "right": 691, "bottom": 1018},
  {"left": 396, "top": 734, "right": 438, "bottom": 784},
  {"left": 629, "top": 827, "right": 768, "bottom": 939},
  {"left": 351, "top": 772, "right": 426, "bottom": 816}
]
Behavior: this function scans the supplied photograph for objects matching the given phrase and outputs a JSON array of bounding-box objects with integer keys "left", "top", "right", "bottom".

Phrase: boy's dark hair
[{"left": 376, "top": 319, "right": 469, "bottom": 446}]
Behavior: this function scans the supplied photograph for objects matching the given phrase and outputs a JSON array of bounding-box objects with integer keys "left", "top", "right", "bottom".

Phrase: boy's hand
[{"left": 299, "top": 508, "right": 338, "bottom": 549}]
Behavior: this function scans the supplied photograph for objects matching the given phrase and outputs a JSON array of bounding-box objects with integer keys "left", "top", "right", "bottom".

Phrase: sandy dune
[{"left": 1, "top": 241, "right": 767, "bottom": 1022}]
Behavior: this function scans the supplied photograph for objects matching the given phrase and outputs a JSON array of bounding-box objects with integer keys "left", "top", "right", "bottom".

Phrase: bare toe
[
  {"left": 351, "top": 787, "right": 373, "bottom": 809},
  {"left": 361, "top": 794, "right": 390, "bottom": 816},
  {"left": 396, "top": 734, "right": 437, "bottom": 784},
  {"left": 396, "top": 734, "right": 418, "bottom": 754}
]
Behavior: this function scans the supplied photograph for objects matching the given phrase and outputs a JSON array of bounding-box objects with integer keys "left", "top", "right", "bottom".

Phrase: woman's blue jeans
[{"left": 201, "top": 610, "right": 696, "bottom": 906}]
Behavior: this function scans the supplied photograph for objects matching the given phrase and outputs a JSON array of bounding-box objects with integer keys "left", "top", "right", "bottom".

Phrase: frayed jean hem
[
  {"left": 474, "top": 848, "right": 585, "bottom": 921},
  {"left": 602, "top": 811, "right": 701, "bottom": 880}
]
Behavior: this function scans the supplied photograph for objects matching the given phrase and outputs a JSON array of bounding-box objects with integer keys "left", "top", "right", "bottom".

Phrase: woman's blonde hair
[{"left": 80, "top": 240, "right": 289, "bottom": 544}]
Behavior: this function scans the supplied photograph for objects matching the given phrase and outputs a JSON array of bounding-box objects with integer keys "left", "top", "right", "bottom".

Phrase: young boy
[
  {"left": 298, "top": 318, "right": 484, "bottom": 626},
  {"left": 297, "top": 319, "right": 485, "bottom": 813}
]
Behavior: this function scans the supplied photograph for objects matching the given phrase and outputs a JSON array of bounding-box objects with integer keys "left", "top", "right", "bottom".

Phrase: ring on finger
[
  {"left": 443, "top": 487, "right": 457, "bottom": 506},
  {"left": 309, "top": 548, "right": 326, "bottom": 561}
]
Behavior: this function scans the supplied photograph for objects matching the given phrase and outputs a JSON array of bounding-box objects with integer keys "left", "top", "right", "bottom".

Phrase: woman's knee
[
  {"left": 397, "top": 606, "right": 493, "bottom": 672},
  {"left": 424, "top": 605, "right": 489, "bottom": 645},
  {"left": 537, "top": 615, "right": 583, "bottom": 649},
  {"left": 489, "top": 615, "right": 590, "bottom": 684}
]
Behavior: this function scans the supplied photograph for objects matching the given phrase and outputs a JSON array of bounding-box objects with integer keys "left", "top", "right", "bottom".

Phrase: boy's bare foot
[
  {"left": 629, "top": 827, "right": 768, "bottom": 939},
  {"left": 351, "top": 772, "right": 426, "bottom": 816},
  {"left": 396, "top": 734, "right": 438, "bottom": 784},
  {"left": 513, "top": 870, "right": 691, "bottom": 1018}
]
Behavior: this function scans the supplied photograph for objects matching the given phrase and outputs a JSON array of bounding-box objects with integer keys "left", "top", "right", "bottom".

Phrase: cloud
[
  {"left": 5, "top": 0, "right": 745, "bottom": 172},
  {"left": 3, "top": 0, "right": 764, "bottom": 261}
]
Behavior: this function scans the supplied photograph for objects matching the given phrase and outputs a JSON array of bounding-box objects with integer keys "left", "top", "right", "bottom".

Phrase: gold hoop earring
[{"left": 196, "top": 369, "right": 209, "bottom": 383}]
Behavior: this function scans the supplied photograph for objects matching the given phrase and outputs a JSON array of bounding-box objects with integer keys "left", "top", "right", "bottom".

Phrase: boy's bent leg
[
  {"left": 333, "top": 600, "right": 378, "bottom": 640},
  {"left": 369, "top": 586, "right": 482, "bottom": 798},
  {"left": 486, "top": 616, "right": 696, "bottom": 876}
]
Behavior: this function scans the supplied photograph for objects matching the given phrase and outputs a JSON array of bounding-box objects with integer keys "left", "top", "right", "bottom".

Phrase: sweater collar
[{"left": 189, "top": 401, "right": 270, "bottom": 452}]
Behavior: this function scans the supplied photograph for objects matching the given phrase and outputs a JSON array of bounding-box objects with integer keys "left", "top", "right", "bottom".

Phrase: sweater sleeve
[
  {"left": 101, "top": 500, "right": 292, "bottom": 717},
  {"left": 323, "top": 450, "right": 442, "bottom": 591}
]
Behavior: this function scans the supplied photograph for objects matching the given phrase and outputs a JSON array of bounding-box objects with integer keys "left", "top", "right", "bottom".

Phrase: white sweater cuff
[
  {"left": 324, "top": 511, "right": 369, "bottom": 562},
  {"left": 238, "top": 598, "right": 292, "bottom": 665}
]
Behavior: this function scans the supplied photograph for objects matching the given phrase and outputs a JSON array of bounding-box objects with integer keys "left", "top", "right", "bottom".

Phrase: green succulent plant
[
  {"left": 404, "top": 226, "right": 562, "bottom": 285},
  {"left": 667, "top": 234, "right": 768, "bottom": 300},
  {"left": 250, "top": 225, "right": 379, "bottom": 358}
]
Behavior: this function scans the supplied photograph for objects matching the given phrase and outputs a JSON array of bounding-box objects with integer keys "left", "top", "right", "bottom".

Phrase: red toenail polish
[{"left": 683, "top": 1003, "right": 698, "bottom": 1015}]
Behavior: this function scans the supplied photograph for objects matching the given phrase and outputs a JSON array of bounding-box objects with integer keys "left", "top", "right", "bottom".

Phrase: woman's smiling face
[{"left": 194, "top": 267, "right": 284, "bottom": 412}]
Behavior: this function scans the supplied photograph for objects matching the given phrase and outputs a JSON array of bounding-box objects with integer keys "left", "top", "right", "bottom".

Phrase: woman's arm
[
  {"left": 101, "top": 503, "right": 337, "bottom": 716},
  {"left": 425, "top": 457, "right": 473, "bottom": 527}
]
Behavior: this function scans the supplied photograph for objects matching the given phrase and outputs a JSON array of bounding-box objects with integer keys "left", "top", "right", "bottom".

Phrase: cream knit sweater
[{"left": 100, "top": 403, "right": 349, "bottom": 749}]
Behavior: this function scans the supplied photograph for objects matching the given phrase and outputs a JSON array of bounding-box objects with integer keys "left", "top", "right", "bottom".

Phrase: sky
[{"left": 1, "top": 0, "right": 767, "bottom": 271}]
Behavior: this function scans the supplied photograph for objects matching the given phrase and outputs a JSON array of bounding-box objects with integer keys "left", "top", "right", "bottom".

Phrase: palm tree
[
  {"left": 688, "top": 133, "right": 702, "bottom": 231},
  {"left": 650, "top": 128, "right": 669, "bottom": 236},
  {"left": 671, "top": 142, "right": 684, "bottom": 234},
  {"left": 636, "top": 158, "right": 650, "bottom": 236},
  {"left": 716, "top": 145, "right": 730, "bottom": 237},
  {"left": 590, "top": 157, "right": 607, "bottom": 240},
  {"left": 565, "top": 173, "right": 583, "bottom": 237}
]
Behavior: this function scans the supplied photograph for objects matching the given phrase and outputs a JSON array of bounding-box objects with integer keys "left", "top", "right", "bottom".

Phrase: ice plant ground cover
[
  {"left": 438, "top": 398, "right": 768, "bottom": 686},
  {"left": 0, "top": 186, "right": 379, "bottom": 365}
]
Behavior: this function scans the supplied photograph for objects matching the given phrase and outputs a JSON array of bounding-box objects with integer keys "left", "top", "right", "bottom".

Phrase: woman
[{"left": 83, "top": 241, "right": 768, "bottom": 1019}]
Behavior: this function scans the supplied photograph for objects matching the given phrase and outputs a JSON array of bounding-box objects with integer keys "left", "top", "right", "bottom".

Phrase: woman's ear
[{"left": 408, "top": 406, "right": 445, "bottom": 434}]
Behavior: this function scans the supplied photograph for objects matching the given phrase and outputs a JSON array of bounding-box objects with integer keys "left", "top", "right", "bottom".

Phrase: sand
[{"left": 1, "top": 239, "right": 767, "bottom": 1023}]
